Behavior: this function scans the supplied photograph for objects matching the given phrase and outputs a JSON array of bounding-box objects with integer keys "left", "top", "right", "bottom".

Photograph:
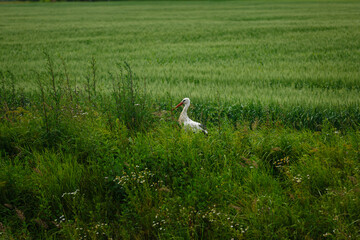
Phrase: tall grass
[
  {"left": 2, "top": 56, "right": 359, "bottom": 130},
  {"left": 110, "top": 61, "right": 152, "bottom": 131},
  {"left": 1, "top": 104, "right": 359, "bottom": 239},
  {"left": 1, "top": 56, "right": 360, "bottom": 239}
]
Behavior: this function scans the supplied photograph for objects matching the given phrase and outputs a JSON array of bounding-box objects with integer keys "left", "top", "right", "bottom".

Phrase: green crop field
[
  {"left": 1, "top": 1, "right": 360, "bottom": 129},
  {"left": 1, "top": 1, "right": 360, "bottom": 104},
  {"left": 1, "top": 1, "right": 360, "bottom": 239}
]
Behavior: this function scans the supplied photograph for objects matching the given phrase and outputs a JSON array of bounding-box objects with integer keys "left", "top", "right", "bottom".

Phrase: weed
[{"left": 110, "top": 61, "right": 153, "bottom": 131}]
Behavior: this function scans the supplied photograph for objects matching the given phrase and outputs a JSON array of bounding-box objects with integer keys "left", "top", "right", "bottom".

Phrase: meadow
[{"left": 1, "top": 1, "right": 360, "bottom": 239}]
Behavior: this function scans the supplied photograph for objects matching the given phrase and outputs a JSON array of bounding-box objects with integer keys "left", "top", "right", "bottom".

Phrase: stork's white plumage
[{"left": 174, "top": 98, "right": 208, "bottom": 135}]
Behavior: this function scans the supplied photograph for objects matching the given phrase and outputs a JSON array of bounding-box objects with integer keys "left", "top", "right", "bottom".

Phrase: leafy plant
[{"left": 110, "top": 61, "right": 153, "bottom": 131}]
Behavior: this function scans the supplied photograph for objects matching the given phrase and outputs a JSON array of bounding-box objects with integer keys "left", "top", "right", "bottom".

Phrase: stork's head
[{"left": 174, "top": 97, "right": 190, "bottom": 109}]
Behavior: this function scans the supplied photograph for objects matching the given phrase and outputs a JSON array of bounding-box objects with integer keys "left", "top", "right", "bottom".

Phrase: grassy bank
[
  {"left": 1, "top": 100, "right": 359, "bottom": 239},
  {"left": 0, "top": 101, "right": 360, "bottom": 239},
  {"left": 1, "top": 57, "right": 360, "bottom": 239}
]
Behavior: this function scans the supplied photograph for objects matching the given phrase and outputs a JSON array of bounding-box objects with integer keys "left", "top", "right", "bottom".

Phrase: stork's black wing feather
[{"left": 199, "top": 124, "right": 208, "bottom": 135}]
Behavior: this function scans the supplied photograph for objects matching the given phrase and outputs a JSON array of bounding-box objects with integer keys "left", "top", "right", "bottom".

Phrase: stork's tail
[{"left": 199, "top": 123, "right": 208, "bottom": 136}]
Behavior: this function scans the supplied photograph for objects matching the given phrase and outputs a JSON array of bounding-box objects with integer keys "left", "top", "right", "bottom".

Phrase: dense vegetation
[{"left": 1, "top": 1, "right": 360, "bottom": 239}]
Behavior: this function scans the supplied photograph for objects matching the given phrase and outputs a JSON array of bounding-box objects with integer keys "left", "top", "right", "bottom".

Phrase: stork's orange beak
[{"left": 173, "top": 101, "right": 184, "bottom": 110}]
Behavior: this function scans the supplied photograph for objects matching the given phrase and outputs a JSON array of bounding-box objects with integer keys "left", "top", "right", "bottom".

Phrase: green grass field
[
  {"left": 1, "top": 1, "right": 360, "bottom": 239},
  {"left": 1, "top": 1, "right": 360, "bottom": 105}
]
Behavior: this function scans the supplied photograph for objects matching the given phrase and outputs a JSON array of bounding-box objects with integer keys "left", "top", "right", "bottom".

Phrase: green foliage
[
  {"left": 0, "top": 71, "right": 29, "bottom": 111},
  {"left": 110, "top": 62, "right": 153, "bottom": 131},
  {"left": 1, "top": 109, "right": 359, "bottom": 239}
]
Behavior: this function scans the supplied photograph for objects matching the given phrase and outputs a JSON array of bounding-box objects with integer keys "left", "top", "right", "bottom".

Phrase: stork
[{"left": 173, "top": 98, "right": 208, "bottom": 135}]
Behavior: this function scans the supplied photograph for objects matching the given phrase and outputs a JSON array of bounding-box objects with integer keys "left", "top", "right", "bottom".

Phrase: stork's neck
[{"left": 179, "top": 104, "right": 190, "bottom": 123}]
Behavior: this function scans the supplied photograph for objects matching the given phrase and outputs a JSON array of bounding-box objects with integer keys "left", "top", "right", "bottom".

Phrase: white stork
[{"left": 174, "top": 98, "right": 208, "bottom": 135}]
